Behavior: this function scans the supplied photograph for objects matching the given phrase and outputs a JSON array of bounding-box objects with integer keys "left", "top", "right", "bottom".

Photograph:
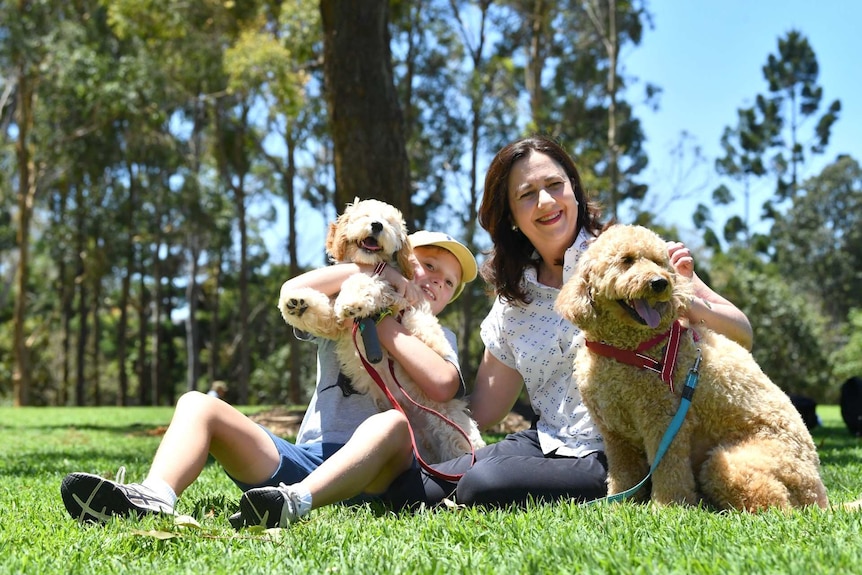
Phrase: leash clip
[{"left": 690, "top": 349, "right": 702, "bottom": 374}]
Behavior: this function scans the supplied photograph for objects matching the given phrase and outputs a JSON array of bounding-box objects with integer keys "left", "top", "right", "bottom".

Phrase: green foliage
[
  {"left": 772, "top": 155, "right": 862, "bottom": 324},
  {"left": 833, "top": 309, "right": 862, "bottom": 383},
  {"left": 710, "top": 248, "right": 834, "bottom": 400},
  {"left": 3, "top": 406, "right": 862, "bottom": 574},
  {"left": 761, "top": 29, "right": 841, "bottom": 200}
]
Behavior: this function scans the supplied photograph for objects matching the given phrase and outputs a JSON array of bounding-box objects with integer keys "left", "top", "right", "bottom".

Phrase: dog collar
[{"left": 585, "top": 320, "right": 686, "bottom": 393}]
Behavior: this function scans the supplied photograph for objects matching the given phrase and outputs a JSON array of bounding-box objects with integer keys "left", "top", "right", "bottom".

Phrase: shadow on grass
[
  {"left": 811, "top": 423, "right": 862, "bottom": 466},
  {"left": 0, "top": 444, "right": 222, "bottom": 478}
]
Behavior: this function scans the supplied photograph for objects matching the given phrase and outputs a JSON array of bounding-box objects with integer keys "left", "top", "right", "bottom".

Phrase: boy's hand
[
  {"left": 379, "top": 265, "right": 423, "bottom": 307},
  {"left": 402, "top": 282, "right": 425, "bottom": 308}
]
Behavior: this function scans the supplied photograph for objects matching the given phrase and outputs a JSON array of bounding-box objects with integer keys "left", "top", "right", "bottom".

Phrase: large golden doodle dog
[
  {"left": 556, "top": 224, "right": 828, "bottom": 511},
  {"left": 278, "top": 198, "right": 484, "bottom": 463}
]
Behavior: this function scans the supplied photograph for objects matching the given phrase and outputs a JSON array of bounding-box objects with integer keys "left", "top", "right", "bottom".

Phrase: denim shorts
[{"left": 226, "top": 426, "right": 345, "bottom": 492}]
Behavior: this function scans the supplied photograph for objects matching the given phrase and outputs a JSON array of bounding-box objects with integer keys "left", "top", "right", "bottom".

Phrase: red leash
[
  {"left": 585, "top": 321, "right": 686, "bottom": 393},
  {"left": 352, "top": 321, "right": 476, "bottom": 482}
]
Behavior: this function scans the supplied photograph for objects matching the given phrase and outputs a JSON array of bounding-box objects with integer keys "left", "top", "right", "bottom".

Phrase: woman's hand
[{"left": 667, "top": 241, "right": 694, "bottom": 278}]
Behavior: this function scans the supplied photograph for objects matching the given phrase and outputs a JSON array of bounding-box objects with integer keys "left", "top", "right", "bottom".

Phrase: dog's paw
[
  {"left": 335, "top": 274, "right": 385, "bottom": 319},
  {"left": 283, "top": 297, "right": 308, "bottom": 317}
]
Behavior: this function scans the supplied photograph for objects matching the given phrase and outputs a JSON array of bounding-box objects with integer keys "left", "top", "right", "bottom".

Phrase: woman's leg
[
  {"left": 454, "top": 430, "right": 608, "bottom": 506},
  {"left": 147, "top": 390, "right": 282, "bottom": 495},
  {"left": 381, "top": 429, "right": 608, "bottom": 509}
]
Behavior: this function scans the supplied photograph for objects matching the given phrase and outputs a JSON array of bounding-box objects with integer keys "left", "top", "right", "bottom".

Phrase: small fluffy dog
[
  {"left": 556, "top": 224, "right": 828, "bottom": 511},
  {"left": 278, "top": 198, "right": 484, "bottom": 463}
]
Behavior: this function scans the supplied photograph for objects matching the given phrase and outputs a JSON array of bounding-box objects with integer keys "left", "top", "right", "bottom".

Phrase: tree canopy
[{"left": 0, "top": 2, "right": 857, "bottom": 406}]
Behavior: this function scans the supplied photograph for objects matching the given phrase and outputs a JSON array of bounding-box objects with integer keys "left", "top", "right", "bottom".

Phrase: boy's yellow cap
[{"left": 409, "top": 231, "right": 478, "bottom": 301}]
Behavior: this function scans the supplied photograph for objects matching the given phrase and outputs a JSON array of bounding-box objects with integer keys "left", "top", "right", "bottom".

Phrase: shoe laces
[{"left": 276, "top": 482, "right": 300, "bottom": 525}]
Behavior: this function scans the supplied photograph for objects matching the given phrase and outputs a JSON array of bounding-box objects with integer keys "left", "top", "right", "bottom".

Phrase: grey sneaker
[
  {"left": 238, "top": 483, "right": 301, "bottom": 528},
  {"left": 61, "top": 468, "right": 175, "bottom": 524}
]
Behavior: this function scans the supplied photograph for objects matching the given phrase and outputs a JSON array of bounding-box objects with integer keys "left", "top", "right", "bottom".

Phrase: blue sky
[{"left": 626, "top": 0, "right": 860, "bottom": 239}]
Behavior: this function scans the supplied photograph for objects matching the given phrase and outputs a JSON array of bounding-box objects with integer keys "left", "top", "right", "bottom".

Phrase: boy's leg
[
  {"left": 148, "top": 390, "right": 281, "bottom": 493},
  {"left": 61, "top": 390, "right": 283, "bottom": 523},
  {"left": 238, "top": 410, "right": 414, "bottom": 528}
]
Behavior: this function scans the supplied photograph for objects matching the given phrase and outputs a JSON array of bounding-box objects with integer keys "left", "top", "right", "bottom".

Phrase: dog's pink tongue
[{"left": 633, "top": 299, "right": 661, "bottom": 328}]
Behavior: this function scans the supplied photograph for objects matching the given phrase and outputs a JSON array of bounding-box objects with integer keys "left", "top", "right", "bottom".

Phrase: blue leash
[{"left": 590, "top": 349, "right": 702, "bottom": 505}]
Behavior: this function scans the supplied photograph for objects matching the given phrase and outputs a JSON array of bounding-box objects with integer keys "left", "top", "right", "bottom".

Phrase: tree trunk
[
  {"left": 320, "top": 0, "right": 411, "bottom": 216},
  {"left": 12, "top": 49, "right": 35, "bottom": 407},
  {"left": 208, "top": 252, "right": 222, "bottom": 386},
  {"left": 74, "top": 185, "right": 88, "bottom": 406},
  {"left": 137, "top": 272, "right": 149, "bottom": 405},
  {"left": 151, "top": 235, "right": 163, "bottom": 406},
  {"left": 92, "top": 272, "right": 102, "bottom": 406},
  {"left": 237, "top": 178, "right": 250, "bottom": 405},
  {"left": 185, "top": 239, "right": 201, "bottom": 392},
  {"left": 117, "top": 161, "right": 138, "bottom": 406},
  {"left": 584, "top": 0, "right": 620, "bottom": 219}
]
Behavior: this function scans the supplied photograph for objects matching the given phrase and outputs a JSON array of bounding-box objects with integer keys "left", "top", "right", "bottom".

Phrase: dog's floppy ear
[
  {"left": 556, "top": 259, "right": 597, "bottom": 330},
  {"left": 396, "top": 241, "right": 415, "bottom": 280},
  {"left": 325, "top": 219, "right": 344, "bottom": 262}
]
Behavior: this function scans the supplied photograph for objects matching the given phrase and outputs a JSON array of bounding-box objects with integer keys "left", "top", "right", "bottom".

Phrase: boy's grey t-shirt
[{"left": 295, "top": 327, "right": 463, "bottom": 446}]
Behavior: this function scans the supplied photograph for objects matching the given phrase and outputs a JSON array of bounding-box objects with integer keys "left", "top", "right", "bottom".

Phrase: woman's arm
[
  {"left": 467, "top": 350, "right": 524, "bottom": 430},
  {"left": 667, "top": 241, "right": 754, "bottom": 350}
]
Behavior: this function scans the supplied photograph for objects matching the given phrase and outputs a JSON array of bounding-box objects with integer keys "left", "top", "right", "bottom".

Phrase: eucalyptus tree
[
  {"left": 709, "top": 96, "right": 781, "bottom": 247},
  {"left": 224, "top": 0, "right": 320, "bottom": 403},
  {"left": 408, "top": 0, "right": 519, "bottom": 375},
  {"left": 106, "top": 0, "right": 272, "bottom": 405},
  {"left": 3, "top": 0, "right": 130, "bottom": 405},
  {"left": 320, "top": 0, "right": 412, "bottom": 218},
  {"left": 499, "top": 0, "right": 653, "bottom": 220},
  {"left": 4, "top": 0, "right": 48, "bottom": 405},
  {"left": 771, "top": 155, "right": 862, "bottom": 327},
  {"left": 762, "top": 29, "right": 840, "bottom": 202}
]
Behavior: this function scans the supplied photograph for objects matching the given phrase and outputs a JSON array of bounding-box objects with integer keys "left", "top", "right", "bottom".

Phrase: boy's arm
[
  {"left": 375, "top": 318, "right": 461, "bottom": 402},
  {"left": 279, "top": 262, "right": 377, "bottom": 299}
]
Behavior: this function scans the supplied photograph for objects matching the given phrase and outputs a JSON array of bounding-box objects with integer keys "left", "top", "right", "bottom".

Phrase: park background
[{"left": 2, "top": 0, "right": 861, "bottom": 410}]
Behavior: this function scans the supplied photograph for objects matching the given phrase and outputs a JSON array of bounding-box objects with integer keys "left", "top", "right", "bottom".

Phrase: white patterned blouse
[{"left": 480, "top": 227, "right": 605, "bottom": 457}]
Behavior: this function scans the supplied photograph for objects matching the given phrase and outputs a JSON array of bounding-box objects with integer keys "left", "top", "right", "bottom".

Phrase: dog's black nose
[
  {"left": 371, "top": 221, "right": 383, "bottom": 234},
  {"left": 650, "top": 277, "right": 669, "bottom": 293}
]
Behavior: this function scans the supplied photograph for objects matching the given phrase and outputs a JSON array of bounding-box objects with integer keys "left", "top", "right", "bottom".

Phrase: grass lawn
[{"left": 1, "top": 405, "right": 861, "bottom": 574}]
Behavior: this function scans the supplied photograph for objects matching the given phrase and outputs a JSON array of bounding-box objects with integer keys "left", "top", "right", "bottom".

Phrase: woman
[{"left": 384, "top": 135, "right": 752, "bottom": 507}]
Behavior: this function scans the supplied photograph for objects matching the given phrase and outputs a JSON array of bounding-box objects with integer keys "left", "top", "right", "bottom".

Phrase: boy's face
[{"left": 411, "top": 245, "right": 462, "bottom": 316}]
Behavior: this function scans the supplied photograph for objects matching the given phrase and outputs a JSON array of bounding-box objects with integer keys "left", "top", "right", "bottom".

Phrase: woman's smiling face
[{"left": 508, "top": 150, "right": 579, "bottom": 259}]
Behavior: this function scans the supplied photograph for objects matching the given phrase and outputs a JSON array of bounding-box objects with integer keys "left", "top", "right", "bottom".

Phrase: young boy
[{"left": 60, "top": 231, "right": 477, "bottom": 528}]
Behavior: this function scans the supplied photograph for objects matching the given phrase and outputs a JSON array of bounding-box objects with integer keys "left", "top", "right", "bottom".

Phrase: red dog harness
[{"left": 585, "top": 320, "right": 687, "bottom": 393}]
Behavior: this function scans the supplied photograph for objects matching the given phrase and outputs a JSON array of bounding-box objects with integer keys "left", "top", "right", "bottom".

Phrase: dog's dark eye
[{"left": 620, "top": 255, "right": 635, "bottom": 266}]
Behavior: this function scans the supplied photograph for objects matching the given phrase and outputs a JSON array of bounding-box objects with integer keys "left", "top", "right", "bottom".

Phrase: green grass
[{"left": 1, "top": 406, "right": 861, "bottom": 574}]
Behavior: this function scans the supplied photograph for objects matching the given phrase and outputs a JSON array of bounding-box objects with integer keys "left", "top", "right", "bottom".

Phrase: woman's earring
[{"left": 511, "top": 224, "right": 519, "bottom": 232}]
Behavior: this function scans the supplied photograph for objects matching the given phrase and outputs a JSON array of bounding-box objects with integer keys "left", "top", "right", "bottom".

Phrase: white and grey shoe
[
  {"left": 238, "top": 483, "right": 301, "bottom": 528},
  {"left": 61, "top": 467, "right": 175, "bottom": 524}
]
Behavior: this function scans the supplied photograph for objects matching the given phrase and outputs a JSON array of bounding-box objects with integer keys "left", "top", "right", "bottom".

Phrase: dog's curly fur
[
  {"left": 278, "top": 198, "right": 484, "bottom": 463},
  {"left": 556, "top": 224, "right": 828, "bottom": 511}
]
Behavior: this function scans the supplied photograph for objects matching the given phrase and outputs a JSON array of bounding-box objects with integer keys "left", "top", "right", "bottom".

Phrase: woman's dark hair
[{"left": 478, "top": 135, "right": 603, "bottom": 305}]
